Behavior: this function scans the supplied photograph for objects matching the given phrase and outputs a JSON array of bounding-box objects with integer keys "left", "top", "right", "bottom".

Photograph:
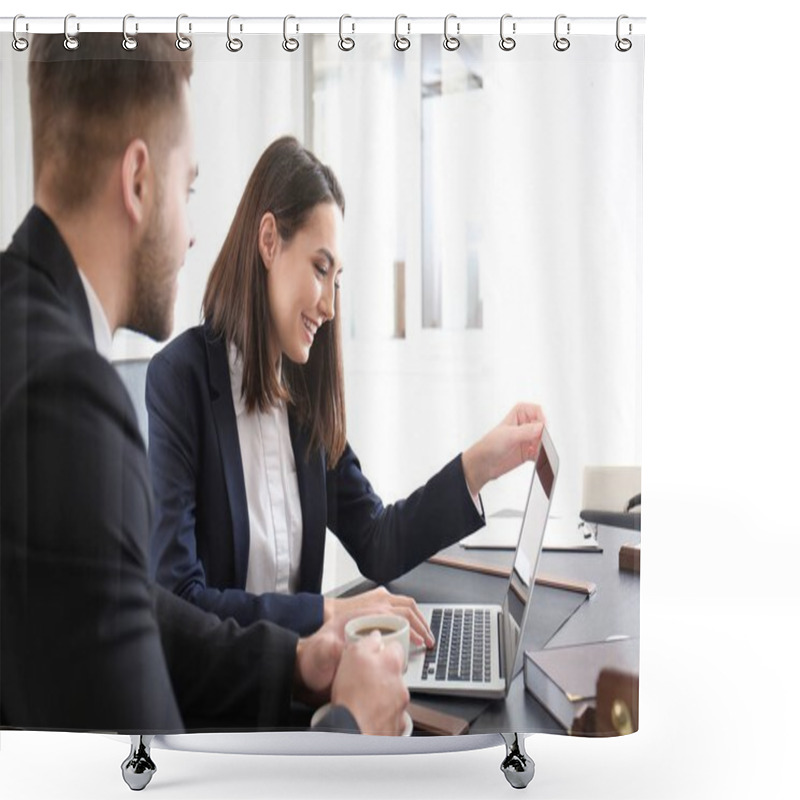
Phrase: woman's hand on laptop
[
  {"left": 324, "top": 586, "right": 435, "bottom": 649},
  {"left": 462, "top": 402, "right": 546, "bottom": 496}
]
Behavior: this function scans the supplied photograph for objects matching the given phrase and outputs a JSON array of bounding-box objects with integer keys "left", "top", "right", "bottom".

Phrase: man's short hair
[{"left": 28, "top": 33, "right": 193, "bottom": 212}]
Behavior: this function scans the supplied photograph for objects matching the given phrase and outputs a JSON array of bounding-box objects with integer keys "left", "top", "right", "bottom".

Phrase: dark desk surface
[
  {"left": 471, "top": 525, "right": 640, "bottom": 733},
  {"left": 341, "top": 524, "right": 640, "bottom": 734}
]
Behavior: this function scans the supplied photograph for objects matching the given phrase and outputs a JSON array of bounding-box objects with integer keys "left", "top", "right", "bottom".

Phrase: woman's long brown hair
[{"left": 203, "top": 136, "right": 347, "bottom": 466}]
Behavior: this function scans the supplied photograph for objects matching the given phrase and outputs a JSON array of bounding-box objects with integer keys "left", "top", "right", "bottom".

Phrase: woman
[{"left": 146, "top": 136, "right": 545, "bottom": 646}]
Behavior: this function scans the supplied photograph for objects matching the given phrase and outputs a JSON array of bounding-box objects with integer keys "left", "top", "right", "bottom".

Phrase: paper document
[
  {"left": 460, "top": 516, "right": 521, "bottom": 549},
  {"left": 541, "top": 516, "right": 602, "bottom": 552},
  {"left": 461, "top": 513, "right": 602, "bottom": 552}
]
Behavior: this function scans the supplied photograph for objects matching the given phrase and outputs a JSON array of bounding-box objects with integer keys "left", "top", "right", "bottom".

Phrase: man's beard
[{"left": 127, "top": 196, "right": 177, "bottom": 343}]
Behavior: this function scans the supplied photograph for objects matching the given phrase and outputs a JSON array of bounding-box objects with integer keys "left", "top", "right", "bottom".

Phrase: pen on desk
[{"left": 426, "top": 554, "right": 596, "bottom": 596}]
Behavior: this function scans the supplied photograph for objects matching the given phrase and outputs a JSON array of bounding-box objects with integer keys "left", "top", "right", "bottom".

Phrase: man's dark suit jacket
[
  {"left": 0, "top": 207, "right": 354, "bottom": 733},
  {"left": 146, "top": 325, "right": 486, "bottom": 636}
]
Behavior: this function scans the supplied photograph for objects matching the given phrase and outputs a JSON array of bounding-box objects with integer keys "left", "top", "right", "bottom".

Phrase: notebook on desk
[{"left": 405, "top": 428, "right": 559, "bottom": 700}]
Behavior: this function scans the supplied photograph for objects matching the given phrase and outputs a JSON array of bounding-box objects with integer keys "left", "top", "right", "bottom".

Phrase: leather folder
[
  {"left": 408, "top": 702, "right": 470, "bottom": 736},
  {"left": 524, "top": 638, "right": 639, "bottom": 733}
]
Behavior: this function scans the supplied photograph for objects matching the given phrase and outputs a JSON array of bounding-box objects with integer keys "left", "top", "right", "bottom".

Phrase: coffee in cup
[{"left": 344, "top": 614, "right": 410, "bottom": 671}]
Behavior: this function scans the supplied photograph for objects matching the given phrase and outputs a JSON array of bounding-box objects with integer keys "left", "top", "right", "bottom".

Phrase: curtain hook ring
[
  {"left": 226, "top": 15, "right": 243, "bottom": 52},
  {"left": 443, "top": 13, "right": 460, "bottom": 51},
  {"left": 394, "top": 14, "right": 411, "bottom": 51},
  {"left": 338, "top": 14, "right": 355, "bottom": 51},
  {"left": 63, "top": 13, "right": 79, "bottom": 51},
  {"left": 122, "top": 14, "right": 138, "bottom": 51},
  {"left": 283, "top": 15, "right": 299, "bottom": 52},
  {"left": 176, "top": 14, "right": 192, "bottom": 50},
  {"left": 12, "top": 15, "right": 29, "bottom": 52},
  {"left": 499, "top": 13, "right": 516, "bottom": 51},
  {"left": 553, "top": 14, "right": 570, "bottom": 52},
  {"left": 615, "top": 14, "right": 632, "bottom": 52}
]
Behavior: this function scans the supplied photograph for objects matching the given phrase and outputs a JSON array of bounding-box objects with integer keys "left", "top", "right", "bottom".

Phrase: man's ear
[
  {"left": 120, "top": 139, "right": 152, "bottom": 227},
  {"left": 258, "top": 212, "right": 280, "bottom": 269}
]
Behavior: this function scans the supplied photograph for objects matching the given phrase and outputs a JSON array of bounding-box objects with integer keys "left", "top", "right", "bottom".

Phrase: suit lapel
[
  {"left": 288, "top": 412, "right": 327, "bottom": 594},
  {"left": 203, "top": 325, "right": 251, "bottom": 587},
  {"left": 10, "top": 207, "right": 95, "bottom": 349},
  {"left": 202, "top": 325, "right": 327, "bottom": 594}
]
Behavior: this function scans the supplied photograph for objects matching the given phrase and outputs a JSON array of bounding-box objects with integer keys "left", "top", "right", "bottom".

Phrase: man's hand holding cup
[{"left": 328, "top": 614, "right": 412, "bottom": 736}]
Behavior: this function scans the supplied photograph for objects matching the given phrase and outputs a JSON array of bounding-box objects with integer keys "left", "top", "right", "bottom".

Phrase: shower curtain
[{"left": 0, "top": 13, "right": 644, "bottom": 792}]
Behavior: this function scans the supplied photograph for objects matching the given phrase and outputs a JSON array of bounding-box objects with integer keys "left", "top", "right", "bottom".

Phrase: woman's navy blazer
[{"left": 146, "top": 323, "right": 485, "bottom": 636}]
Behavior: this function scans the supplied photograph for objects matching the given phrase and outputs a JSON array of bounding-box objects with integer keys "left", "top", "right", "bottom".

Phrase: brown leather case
[
  {"left": 594, "top": 668, "right": 639, "bottom": 735},
  {"left": 619, "top": 543, "right": 641, "bottom": 573},
  {"left": 570, "top": 669, "right": 639, "bottom": 736}
]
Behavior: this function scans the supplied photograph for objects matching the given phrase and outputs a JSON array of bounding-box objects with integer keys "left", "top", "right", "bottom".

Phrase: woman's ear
[
  {"left": 120, "top": 138, "right": 152, "bottom": 227},
  {"left": 258, "top": 212, "right": 279, "bottom": 268}
]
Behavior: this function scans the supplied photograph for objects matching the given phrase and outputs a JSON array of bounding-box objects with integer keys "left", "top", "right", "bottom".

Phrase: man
[{"left": 0, "top": 33, "right": 408, "bottom": 736}]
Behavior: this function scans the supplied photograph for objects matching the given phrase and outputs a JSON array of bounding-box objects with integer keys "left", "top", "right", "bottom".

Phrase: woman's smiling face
[{"left": 263, "top": 200, "right": 343, "bottom": 365}]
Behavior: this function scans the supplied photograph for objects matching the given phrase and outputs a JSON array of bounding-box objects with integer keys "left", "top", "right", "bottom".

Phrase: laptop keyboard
[{"left": 421, "top": 608, "right": 492, "bottom": 683}]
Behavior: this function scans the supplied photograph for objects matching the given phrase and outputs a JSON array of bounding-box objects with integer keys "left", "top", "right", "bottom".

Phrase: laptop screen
[{"left": 501, "top": 427, "right": 559, "bottom": 684}]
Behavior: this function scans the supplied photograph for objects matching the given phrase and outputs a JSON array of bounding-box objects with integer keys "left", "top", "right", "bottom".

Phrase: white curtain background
[
  {"left": 0, "top": 33, "right": 643, "bottom": 592},
  {"left": 0, "top": 52, "right": 33, "bottom": 245}
]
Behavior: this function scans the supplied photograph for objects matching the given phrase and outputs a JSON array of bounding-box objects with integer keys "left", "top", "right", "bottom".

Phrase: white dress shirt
[
  {"left": 78, "top": 269, "right": 113, "bottom": 360},
  {"left": 228, "top": 346, "right": 303, "bottom": 595}
]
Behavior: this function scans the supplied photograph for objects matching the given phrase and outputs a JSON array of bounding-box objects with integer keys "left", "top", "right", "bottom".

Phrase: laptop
[{"left": 405, "top": 427, "right": 559, "bottom": 699}]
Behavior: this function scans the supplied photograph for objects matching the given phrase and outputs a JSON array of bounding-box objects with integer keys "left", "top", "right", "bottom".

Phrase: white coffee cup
[{"left": 344, "top": 614, "right": 410, "bottom": 671}]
